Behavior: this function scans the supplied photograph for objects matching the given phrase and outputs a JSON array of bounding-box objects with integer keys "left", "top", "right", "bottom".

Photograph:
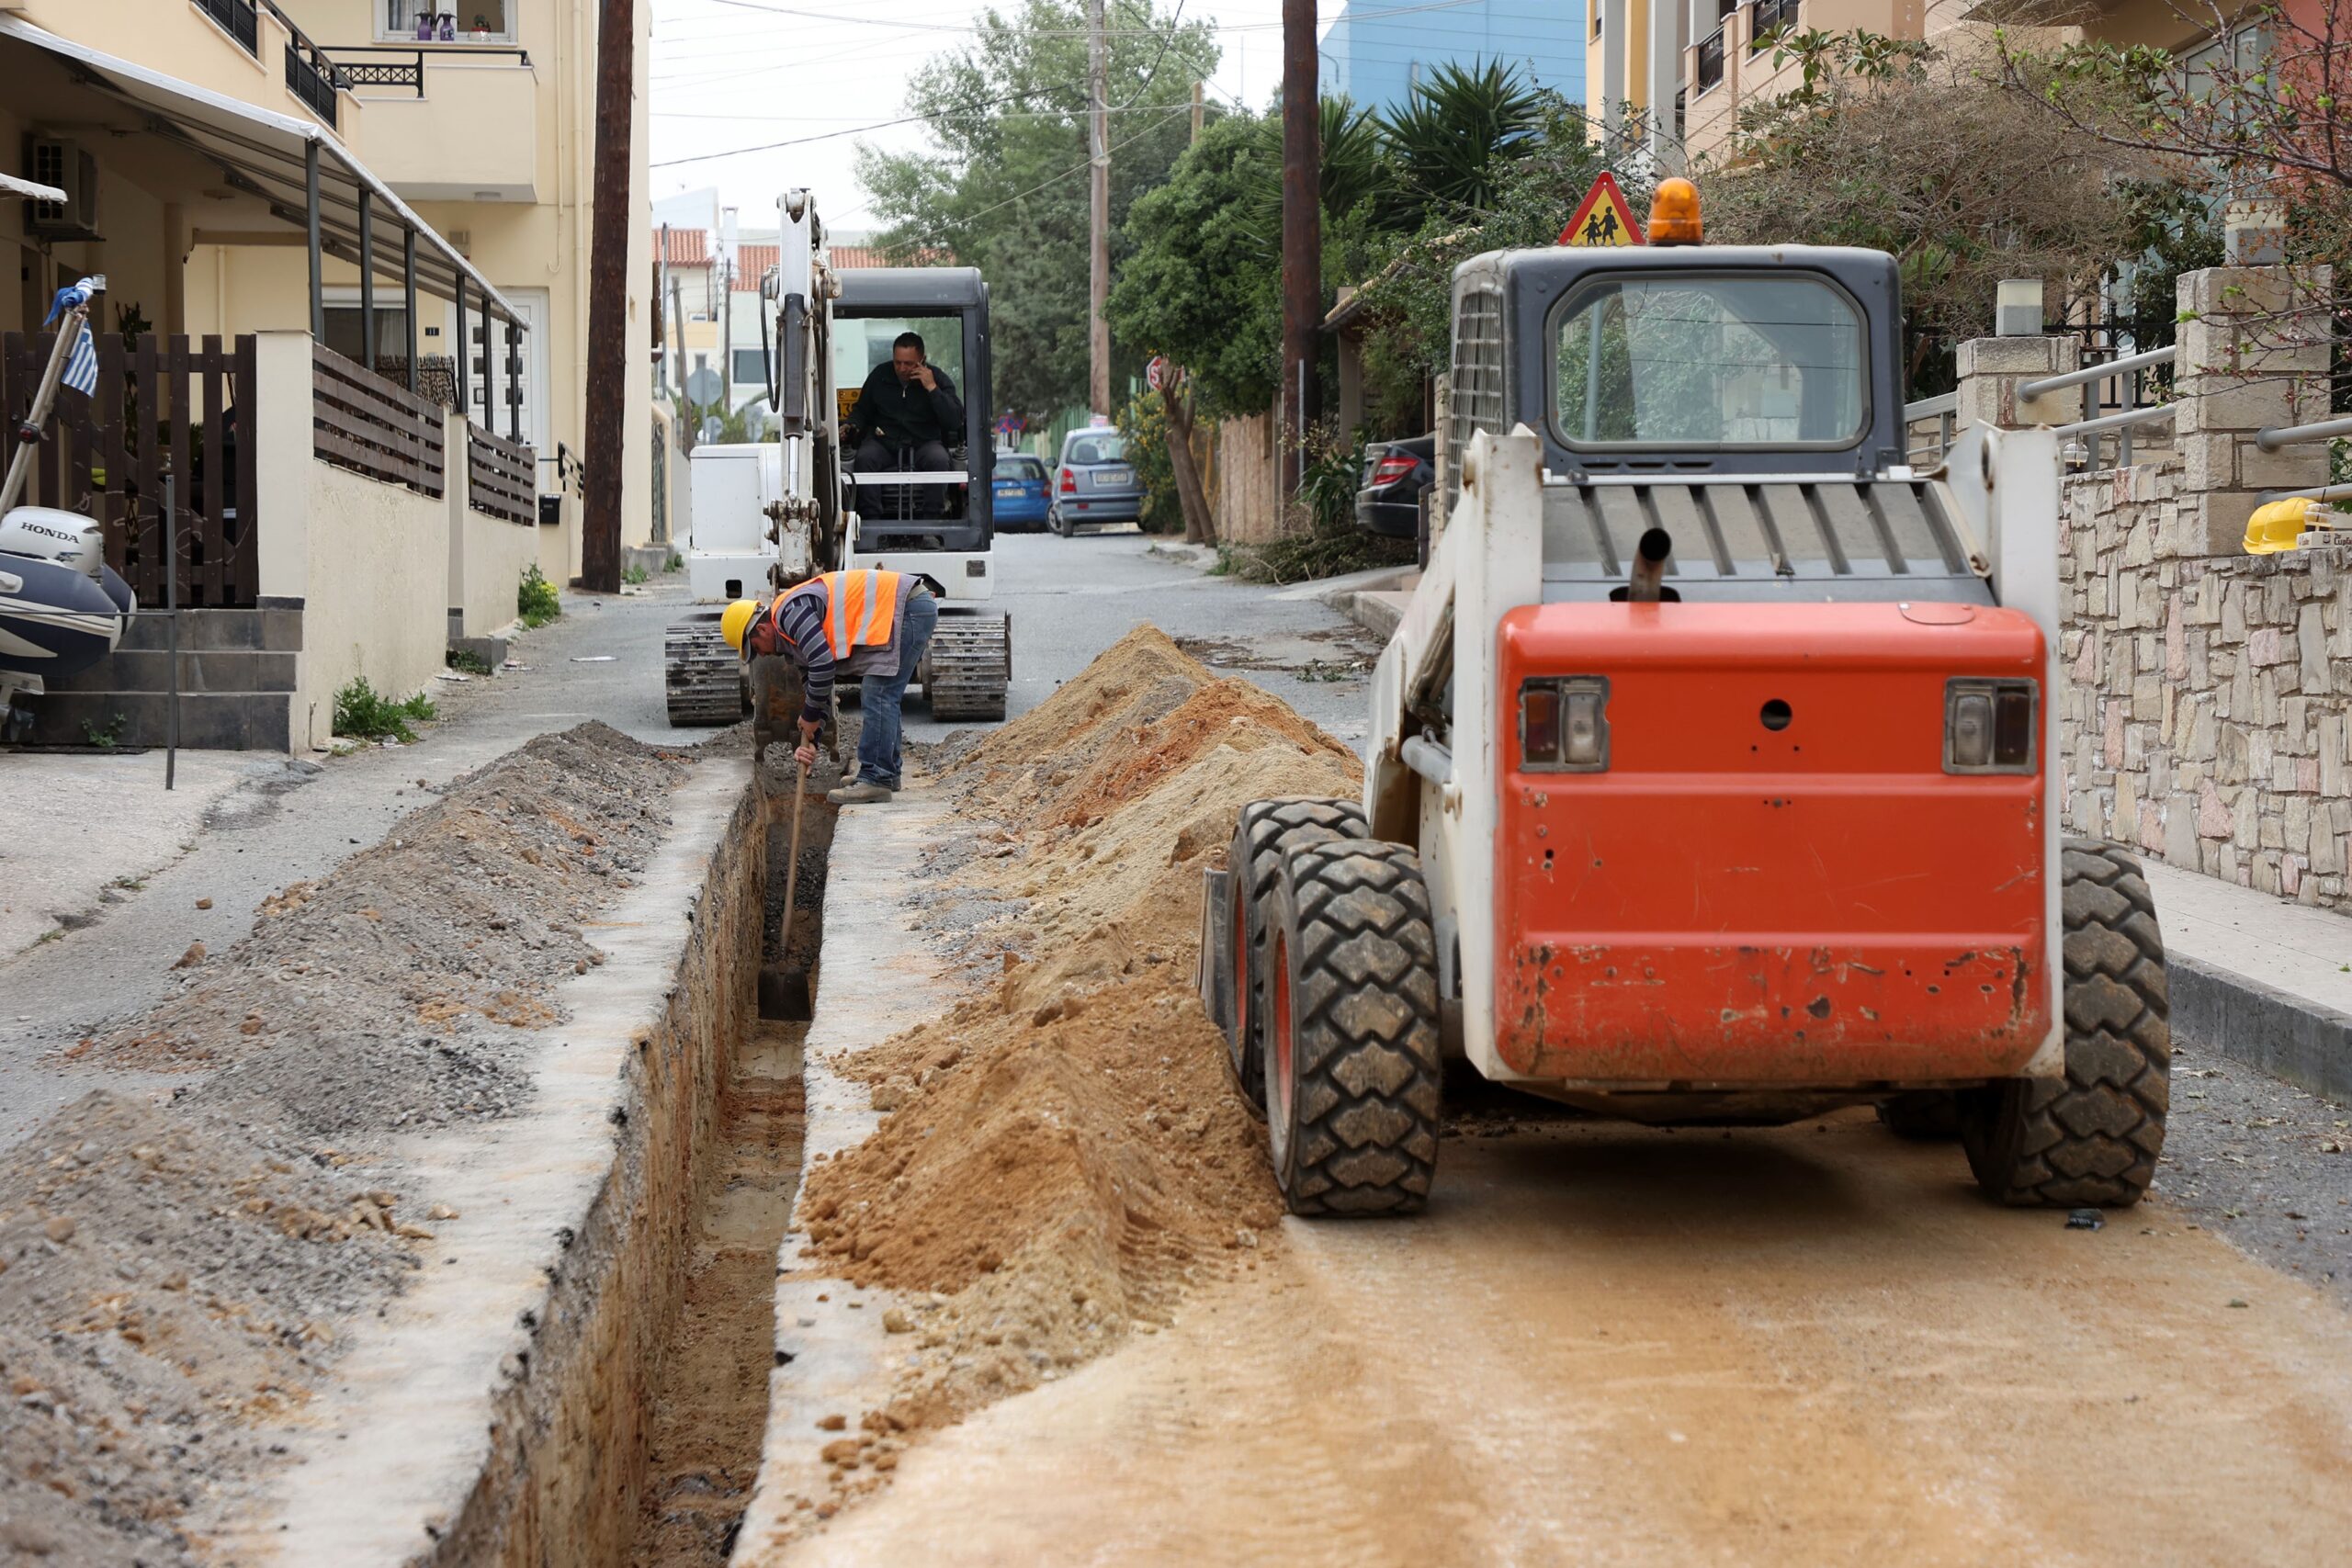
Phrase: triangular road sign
[{"left": 1559, "top": 172, "right": 1645, "bottom": 248}]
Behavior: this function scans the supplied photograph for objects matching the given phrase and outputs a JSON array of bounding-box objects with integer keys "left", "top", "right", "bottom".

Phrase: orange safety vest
[{"left": 766, "top": 569, "right": 902, "bottom": 658}]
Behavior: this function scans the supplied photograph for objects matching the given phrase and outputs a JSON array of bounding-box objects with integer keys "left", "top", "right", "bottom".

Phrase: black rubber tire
[
  {"left": 1226, "top": 797, "right": 1368, "bottom": 1111},
  {"left": 1875, "top": 1092, "right": 1962, "bottom": 1141},
  {"left": 1961, "top": 839, "right": 2171, "bottom": 1207},
  {"left": 1049, "top": 506, "right": 1070, "bottom": 537},
  {"left": 1262, "top": 840, "right": 1442, "bottom": 1216}
]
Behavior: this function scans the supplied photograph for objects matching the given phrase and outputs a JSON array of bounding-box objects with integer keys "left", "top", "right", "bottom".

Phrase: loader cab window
[{"left": 1551, "top": 273, "right": 1866, "bottom": 449}]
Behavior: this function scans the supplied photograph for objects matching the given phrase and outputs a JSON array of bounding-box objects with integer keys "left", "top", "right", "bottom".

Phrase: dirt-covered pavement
[{"left": 747, "top": 615, "right": 2352, "bottom": 1565}]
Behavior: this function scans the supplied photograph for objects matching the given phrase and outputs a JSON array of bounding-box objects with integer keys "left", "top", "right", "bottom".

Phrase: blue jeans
[{"left": 855, "top": 590, "right": 937, "bottom": 788}]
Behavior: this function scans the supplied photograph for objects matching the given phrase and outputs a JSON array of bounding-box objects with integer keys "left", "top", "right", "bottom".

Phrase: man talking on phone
[{"left": 844, "top": 331, "right": 964, "bottom": 479}]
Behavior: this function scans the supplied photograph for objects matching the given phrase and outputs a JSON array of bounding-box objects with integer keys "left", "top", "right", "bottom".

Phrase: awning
[{"left": 0, "top": 17, "right": 526, "bottom": 328}]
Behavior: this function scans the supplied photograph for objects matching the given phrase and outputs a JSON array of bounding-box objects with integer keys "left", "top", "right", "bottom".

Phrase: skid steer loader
[{"left": 1199, "top": 182, "right": 2170, "bottom": 1217}]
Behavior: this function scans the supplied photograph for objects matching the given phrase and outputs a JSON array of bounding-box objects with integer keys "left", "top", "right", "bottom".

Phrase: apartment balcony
[{"left": 318, "top": 41, "right": 542, "bottom": 202}]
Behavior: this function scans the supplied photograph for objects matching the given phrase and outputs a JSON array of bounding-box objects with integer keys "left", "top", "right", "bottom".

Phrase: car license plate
[
  {"left": 995, "top": 483, "right": 1021, "bottom": 493},
  {"left": 1098, "top": 468, "right": 1132, "bottom": 486}
]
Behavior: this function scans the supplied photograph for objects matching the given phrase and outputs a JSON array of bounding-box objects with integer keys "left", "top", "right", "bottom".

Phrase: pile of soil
[
  {"left": 787, "top": 628, "right": 1361, "bottom": 1490},
  {"left": 0, "top": 722, "right": 692, "bottom": 1565},
  {"left": 75, "top": 723, "right": 689, "bottom": 1141}
]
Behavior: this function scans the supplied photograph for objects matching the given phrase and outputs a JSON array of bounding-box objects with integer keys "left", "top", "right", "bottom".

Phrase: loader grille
[{"left": 1538, "top": 479, "right": 1993, "bottom": 604}]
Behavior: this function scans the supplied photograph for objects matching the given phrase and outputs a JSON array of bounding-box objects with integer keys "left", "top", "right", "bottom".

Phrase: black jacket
[{"left": 849, "top": 362, "right": 963, "bottom": 450}]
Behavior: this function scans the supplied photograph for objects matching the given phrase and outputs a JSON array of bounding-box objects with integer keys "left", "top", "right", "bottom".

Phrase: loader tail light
[
  {"left": 1944, "top": 678, "right": 2038, "bottom": 773},
  {"left": 1520, "top": 676, "right": 1610, "bottom": 772}
]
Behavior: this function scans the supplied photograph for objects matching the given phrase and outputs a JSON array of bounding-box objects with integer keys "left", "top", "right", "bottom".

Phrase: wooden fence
[
  {"left": 0, "top": 332, "right": 259, "bottom": 607},
  {"left": 467, "top": 423, "right": 537, "bottom": 525},
  {"left": 312, "top": 344, "right": 445, "bottom": 498}
]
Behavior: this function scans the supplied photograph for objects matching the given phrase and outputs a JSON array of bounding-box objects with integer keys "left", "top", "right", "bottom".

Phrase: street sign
[
  {"left": 1559, "top": 173, "right": 1644, "bottom": 248},
  {"left": 1146, "top": 355, "right": 1170, "bottom": 390},
  {"left": 684, "top": 367, "right": 723, "bottom": 404},
  {"left": 699, "top": 414, "right": 724, "bottom": 445}
]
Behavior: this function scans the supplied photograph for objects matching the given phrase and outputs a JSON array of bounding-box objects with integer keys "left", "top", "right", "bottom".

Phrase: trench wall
[
  {"left": 429, "top": 779, "right": 764, "bottom": 1566},
  {"left": 2061, "top": 461, "right": 2352, "bottom": 909}
]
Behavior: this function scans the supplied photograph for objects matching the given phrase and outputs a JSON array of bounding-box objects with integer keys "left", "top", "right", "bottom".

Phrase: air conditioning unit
[{"left": 24, "top": 137, "right": 100, "bottom": 241}]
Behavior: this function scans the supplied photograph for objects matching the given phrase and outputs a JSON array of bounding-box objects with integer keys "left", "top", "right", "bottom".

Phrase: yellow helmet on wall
[{"left": 720, "top": 598, "right": 761, "bottom": 650}]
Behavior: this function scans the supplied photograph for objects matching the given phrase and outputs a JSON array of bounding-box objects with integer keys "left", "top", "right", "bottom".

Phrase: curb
[
  {"left": 1329, "top": 587, "right": 1406, "bottom": 640},
  {"left": 2169, "top": 952, "right": 2352, "bottom": 1105}
]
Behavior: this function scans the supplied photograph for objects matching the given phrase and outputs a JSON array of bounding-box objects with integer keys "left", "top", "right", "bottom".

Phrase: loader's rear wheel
[
  {"left": 1875, "top": 1092, "right": 1962, "bottom": 1141},
  {"left": 1227, "top": 797, "right": 1367, "bottom": 1111},
  {"left": 1262, "top": 840, "right": 1441, "bottom": 1216},
  {"left": 1961, "top": 840, "right": 2170, "bottom": 1207}
]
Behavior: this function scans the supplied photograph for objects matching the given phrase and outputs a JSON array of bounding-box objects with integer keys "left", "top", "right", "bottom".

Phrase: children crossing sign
[{"left": 1559, "top": 173, "right": 1644, "bottom": 248}]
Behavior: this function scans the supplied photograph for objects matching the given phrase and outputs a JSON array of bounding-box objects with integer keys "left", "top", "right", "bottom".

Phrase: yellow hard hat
[
  {"left": 2244, "top": 497, "right": 2320, "bottom": 555},
  {"left": 720, "top": 597, "right": 760, "bottom": 650}
]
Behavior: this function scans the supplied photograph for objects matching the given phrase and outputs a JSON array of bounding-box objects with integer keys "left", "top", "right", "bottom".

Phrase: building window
[
  {"left": 380, "top": 1, "right": 514, "bottom": 43},
  {"left": 323, "top": 304, "right": 411, "bottom": 375},
  {"left": 1698, "top": 28, "right": 1725, "bottom": 93},
  {"left": 1751, "top": 0, "right": 1798, "bottom": 54},
  {"left": 731, "top": 348, "right": 767, "bottom": 387},
  {"left": 1592, "top": 4, "right": 1603, "bottom": 39}
]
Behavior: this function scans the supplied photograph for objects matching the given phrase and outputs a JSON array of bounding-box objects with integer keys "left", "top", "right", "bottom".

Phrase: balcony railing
[
  {"left": 1698, "top": 28, "right": 1726, "bottom": 94},
  {"left": 1751, "top": 0, "right": 1799, "bottom": 53},
  {"left": 265, "top": 2, "right": 348, "bottom": 128},
  {"left": 325, "top": 43, "right": 535, "bottom": 96},
  {"left": 198, "top": 0, "right": 260, "bottom": 55}
]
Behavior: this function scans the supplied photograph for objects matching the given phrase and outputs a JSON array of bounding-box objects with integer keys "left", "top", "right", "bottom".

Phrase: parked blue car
[{"left": 990, "top": 453, "right": 1052, "bottom": 531}]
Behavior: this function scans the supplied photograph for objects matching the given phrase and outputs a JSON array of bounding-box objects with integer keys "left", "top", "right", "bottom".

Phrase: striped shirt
[{"left": 763, "top": 576, "right": 930, "bottom": 722}]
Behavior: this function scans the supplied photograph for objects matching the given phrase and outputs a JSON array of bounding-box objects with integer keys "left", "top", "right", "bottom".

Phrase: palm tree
[{"left": 1377, "top": 60, "right": 1543, "bottom": 225}]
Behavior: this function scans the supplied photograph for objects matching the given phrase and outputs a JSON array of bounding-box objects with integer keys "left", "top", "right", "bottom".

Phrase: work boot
[{"left": 827, "top": 780, "right": 893, "bottom": 806}]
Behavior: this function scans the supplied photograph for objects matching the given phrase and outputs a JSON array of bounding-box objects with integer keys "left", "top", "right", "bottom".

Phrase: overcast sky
[{"left": 647, "top": 0, "right": 1307, "bottom": 235}]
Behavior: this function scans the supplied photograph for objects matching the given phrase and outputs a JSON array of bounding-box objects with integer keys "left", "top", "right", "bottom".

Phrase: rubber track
[
  {"left": 1272, "top": 840, "right": 1442, "bottom": 1216},
  {"left": 926, "top": 614, "right": 1011, "bottom": 722},
  {"left": 664, "top": 621, "right": 742, "bottom": 727},
  {"left": 1227, "top": 797, "right": 1367, "bottom": 1108},
  {"left": 1964, "top": 839, "right": 2171, "bottom": 1206}
]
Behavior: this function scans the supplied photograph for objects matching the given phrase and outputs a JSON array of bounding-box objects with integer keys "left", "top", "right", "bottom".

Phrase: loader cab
[
  {"left": 833, "top": 267, "right": 994, "bottom": 553},
  {"left": 1449, "top": 245, "right": 1909, "bottom": 490}
]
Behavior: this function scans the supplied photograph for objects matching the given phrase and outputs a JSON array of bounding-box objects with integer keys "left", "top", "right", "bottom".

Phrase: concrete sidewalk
[{"left": 2143, "top": 861, "right": 2352, "bottom": 1103}]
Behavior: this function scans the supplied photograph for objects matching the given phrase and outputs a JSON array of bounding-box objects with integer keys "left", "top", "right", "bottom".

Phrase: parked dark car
[
  {"left": 1050, "top": 426, "right": 1144, "bottom": 536},
  {"left": 991, "top": 453, "right": 1052, "bottom": 531},
  {"left": 1354, "top": 434, "right": 1435, "bottom": 539}
]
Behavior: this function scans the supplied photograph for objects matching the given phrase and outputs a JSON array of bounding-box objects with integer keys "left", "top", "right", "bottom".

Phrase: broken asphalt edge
[
  {"left": 2171, "top": 953, "right": 2352, "bottom": 1106},
  {"left": 220, "top": 757, "right": 760, "bottom": 1565},
  {"left": 730, "top": 791, "right": 963, "bottom": 1562}
]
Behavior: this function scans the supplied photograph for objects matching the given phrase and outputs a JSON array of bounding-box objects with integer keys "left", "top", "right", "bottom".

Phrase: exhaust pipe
[{"left": 1627, "top": 527, "right": 1672, "bottom": 604}]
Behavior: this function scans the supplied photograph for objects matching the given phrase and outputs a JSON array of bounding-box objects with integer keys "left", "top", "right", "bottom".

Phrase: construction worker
[{"left": 721, "top": 568, "right": 939, "bottom": 805}]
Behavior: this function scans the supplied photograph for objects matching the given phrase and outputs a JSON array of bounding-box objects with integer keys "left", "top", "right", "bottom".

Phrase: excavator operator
[{"left": 843, "top": 331, "right": 964, "bottom": 477}]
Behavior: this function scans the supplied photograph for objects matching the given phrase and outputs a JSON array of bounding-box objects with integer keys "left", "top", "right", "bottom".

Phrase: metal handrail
[
  {"left": 2048, "top": 403, "right": 2175, "bottom": 438},
  {"left": 2255, "top": 412, "right": 2352, "bottom": 451},
  {"left": 1903, "top": 392, "right": 1956, "bottom": 418},
  {"left": 2257, "top": 480, "right": 2352, "bottom": 504},
  {"left": 2018, "top": 345, "right": 2176, "bottom": 401}
]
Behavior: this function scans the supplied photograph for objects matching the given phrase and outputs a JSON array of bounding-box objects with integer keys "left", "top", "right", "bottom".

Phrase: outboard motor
[{"left": 0, "top": 505, "right": 135, "bottom": 734}]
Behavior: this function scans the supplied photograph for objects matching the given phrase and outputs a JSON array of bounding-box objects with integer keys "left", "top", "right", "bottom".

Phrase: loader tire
[
  {"left": 1263, "top": 840, "right": 1442, "bottom": 1217},
  {"left": 1961, "top": 840, "right": 2170, "bottom": 1207},
  {"left": 1227, "top": 797, "right": 1367, "bottom": 1111},
  {"left": 1875, "top": 1092, "right": 1962, "bottom": 1141}
]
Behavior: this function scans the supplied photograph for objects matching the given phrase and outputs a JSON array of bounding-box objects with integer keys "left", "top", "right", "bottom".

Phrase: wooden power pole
[
  {"left": 581, "top": 0, "right": 634, "bottom": 594},
  {"left": 1280, "top": 0, "right": 1320, "bottom": 499},
  {"left": 1087, "top": 0, "right": 1111, "bottom": 417},
  {"left": 1191, "top": 80, "right": 1204, "bottom": 144}
]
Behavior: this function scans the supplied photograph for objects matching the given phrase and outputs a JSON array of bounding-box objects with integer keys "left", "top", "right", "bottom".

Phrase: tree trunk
[{"left": 1162, "top": 377, "right": 1215, "bottom": 545}]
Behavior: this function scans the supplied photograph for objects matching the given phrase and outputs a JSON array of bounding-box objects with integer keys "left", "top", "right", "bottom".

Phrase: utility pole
[
  {"left": 1190, "top": 80, "right": 1204, "bottom": 144},
  {"left": 1087, "top": 0, "right": 1111, "bottom": 417},
  {"left": 1280, "top": 0, "right": 1320, "bottom": 500},
  {"left": 581, "top": 0, "right": 633, "bottom": 594},
  {"left": 671, "top": 273, "right": 692, "bottom": 453}
]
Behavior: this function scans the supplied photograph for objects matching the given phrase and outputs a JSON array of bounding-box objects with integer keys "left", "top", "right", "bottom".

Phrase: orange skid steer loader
[{"left": 1197, "top": 185, "right": 2169, "bottom": 1217}]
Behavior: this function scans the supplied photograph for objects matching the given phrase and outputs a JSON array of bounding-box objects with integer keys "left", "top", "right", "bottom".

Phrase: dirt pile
[
  {"left": 0, "top": 722, "right": 693, "bottom": 1565},
  {"left": 787, "top": 628, "right": 1360, "bottom": 1484},
  {"left": 76, "top": 722, "right": 689, "bottom": 1141}
]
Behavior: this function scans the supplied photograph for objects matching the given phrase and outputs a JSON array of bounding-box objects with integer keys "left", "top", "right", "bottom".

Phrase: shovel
[{"left": 758, "top": 757, "right": 815, "bottom": 1021}]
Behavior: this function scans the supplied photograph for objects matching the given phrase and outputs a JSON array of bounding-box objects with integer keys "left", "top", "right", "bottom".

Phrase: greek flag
[{"left": 42, "top": 276, "right": 102, "bottom": 398}]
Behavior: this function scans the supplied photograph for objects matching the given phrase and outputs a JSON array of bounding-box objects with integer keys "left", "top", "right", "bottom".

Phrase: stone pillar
[
  {"left": 2171, "top": 265, "right": 2335, "bottom": 556},
  {"left": 1953, "top": 335, "right": 2084, "bottom": 431}
]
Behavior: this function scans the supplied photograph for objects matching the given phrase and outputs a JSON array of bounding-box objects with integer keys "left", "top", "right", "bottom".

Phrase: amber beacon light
[{"left": 1648, "top": 177, "right": 1702, "bottom": 245}]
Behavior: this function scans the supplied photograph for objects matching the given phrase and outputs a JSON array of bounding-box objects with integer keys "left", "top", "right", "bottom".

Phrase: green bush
[
  {"left": 622, "top": 563, "right": 649, "bottom": 587},
  {"left": 334, "top": 676, "right": 436, "bottom": 743},
  {"left": 1114, "top": 391, "right": 1184, "bottom": 535},
  {"left": 446, "top": 647, "right": 493, "bottom": 676},
  {"left": 518, "top": 563, "right": 560, "bottom": 627}
]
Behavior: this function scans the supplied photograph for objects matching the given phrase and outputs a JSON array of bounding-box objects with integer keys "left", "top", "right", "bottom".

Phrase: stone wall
[{"left": 2060, "top": 461, "right": 2352, "bottom": 908}]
